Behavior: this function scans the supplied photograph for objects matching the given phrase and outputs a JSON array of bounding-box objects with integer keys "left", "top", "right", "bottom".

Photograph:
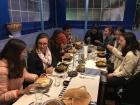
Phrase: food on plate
[
  {"left": 63, "top": 55, "right": 73, "bottom": 62},
  {"left": 62, "top": 86, "right": 91, "bottom": 105},
  {"left": 68, "top": 48, "right": 77, "bottom": 53},
  {"left": 55, "top": 63, "right": 68, "bottom": 73},
  {"left": 43, "top": 99, "right": 63, "bottom": 105},
  {"left": 76, "top": 64, "right": 85, "bottom": 73},
  {"left": 96, "top": 61, "right": 107, "bottom": 67},
  {"left": 75, "top": 42, "right": 83, "bottom": 49},
  {"left": 35, "top": 77, "right": 52, "bottom": 87},
  {"left": 97, "top": 52, "right": 106, "bottom": 58},
  {"left": 97, "top": 46, "right": 105, "bottom": 51}
]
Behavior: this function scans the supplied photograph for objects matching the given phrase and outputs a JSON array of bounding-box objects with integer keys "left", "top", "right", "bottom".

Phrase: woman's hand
[
  {"left": 107, "top": 73, "right": 114, "bottom": 79},
  {"left": 95, "top": 40, "right": 100, "bottom": 43},
  {"left": 107, "top": 44, "right": 114, "bottom": 51},
  {"left": 62, "top": 53, "right": 71, "bottom": 59},
  {"left": 45, "top": 66, "right": 54, "bottom": 74},
  {"left": 18, "top": 84, "right": 35, "bottom": 95}
]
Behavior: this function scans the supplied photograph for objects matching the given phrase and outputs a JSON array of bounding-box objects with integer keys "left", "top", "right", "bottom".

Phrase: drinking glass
[
  {"left": 54, "top": 76, "right": 60, "bottom": 87},
  {"left": 34, "top": 92, "right": 43, "bottom": 105}
]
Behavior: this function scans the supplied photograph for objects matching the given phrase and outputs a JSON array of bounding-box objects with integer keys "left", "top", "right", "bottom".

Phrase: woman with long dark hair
[
  {"left": 49, "top": 30, "right": 68, "bottom": 66},
  {"left": 107, "top": 32, "right": 140, "bottom": 87},
  {"left": 0, "top": 39, "right": 38, "bottom": 104},
  {"left": 107, "top": 26, "right": 125, "bottom": 72}
]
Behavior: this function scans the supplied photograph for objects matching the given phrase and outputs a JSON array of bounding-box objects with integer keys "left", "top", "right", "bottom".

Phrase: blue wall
[
  {"left": 0, "top": 0, "right": 10, "bottom": 39},
  {"left": 0, "top": 0, "right": 137, "bottom": 40}
]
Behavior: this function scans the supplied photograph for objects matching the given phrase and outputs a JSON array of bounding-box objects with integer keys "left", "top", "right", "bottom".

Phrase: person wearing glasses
[
  {"left": 24, "top": 33, "right": 53, "bottom": 88},
  {"left": 27, "top": 33, "right": 53, "bottom": 77}
]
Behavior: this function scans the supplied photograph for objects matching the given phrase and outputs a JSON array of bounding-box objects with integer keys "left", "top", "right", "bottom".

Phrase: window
[
  {"left": 8, "top": 0, "right": 50, "bottom": 22},
  {"left": 66, "top": 0, "right": 125, "bottom": 21}
]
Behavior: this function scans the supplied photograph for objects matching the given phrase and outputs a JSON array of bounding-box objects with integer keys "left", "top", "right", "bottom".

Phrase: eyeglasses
[{"left": 38, "top": 42, "right": 48, "bottom": 46}]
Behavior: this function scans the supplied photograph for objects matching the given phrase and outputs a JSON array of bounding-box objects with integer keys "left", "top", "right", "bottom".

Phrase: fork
[{"left": 79, "top": 76, "right": 94, "bottom": 79}]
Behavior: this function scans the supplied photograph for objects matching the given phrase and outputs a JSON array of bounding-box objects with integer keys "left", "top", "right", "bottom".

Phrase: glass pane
[
  {"left": 88, "top": 9, "right": 93, "bottom": 20},
  {"left": 69, "top": 0, "right": 77, "bottom": 8},
  {"left": 102, "top": 0, "right": 110, "bottom": 8},
  {"left": 8, "top": 0, "right": 11, "bottom": 9},
  {"left": 66, "top": 9, "right": 77, "bottom": 20},
  {"left": 111, "top": 0, "right": 120, "bottom": 8},
  {"left": 28, "top": 1, "right": 39, "bottom": 11},
  {"left": 21, "top": 12, "right": 28, "bottom": 22},
  {"left": 78, "top": 0, "right": 84, "bottom": 8},
  {"left": 29, "top": 12, "right": 40, "bottom": 22},
  {"left": 66, "top": 0, "right": 125, "bottom": 21},
  {"left": 21, "top": 0, "right": 28, "bottom": 11},
  {"left": 92, "top": 9, "right": 101, "bottom": 20},
  {"left": 66, "top": 0, "right": 69, "bottom": 8},
  {"left": 89, "top": 0, "right": 93, "bottom": 8},
  {"left": 9, "top": 11, "right": 12, "bottom": 22},
  {"left": 11, "top": 0, "right": 20, "bottom": 10},
  {"left": 94, "top": 0, "right": 101, "bottom": 8},
  {"left": 34, "top": 2, "right": 40, "bottom": 12},
  {"left": 77, "top": 9, "right": 85, "bottom": 20},
  {"left": 101, "top": 9, "right": 111, "bottom": 21},
  {"left": 12, "top": 11, "right": 21, "bottom": 22}
]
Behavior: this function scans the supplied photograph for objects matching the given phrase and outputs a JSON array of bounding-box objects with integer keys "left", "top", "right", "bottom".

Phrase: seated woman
[
  {"left": 0, "top": 39, "right": 38, "bottom": 104},
  {"left": 49, "top": 30, "right": 68, "bottom": 67},
  {"left": 107, "top": 32, "right": 140, "bottom": 87},
  {"left": 107, "top": 26, "right": 125, "bottom": 72},
  {"left": 27, "top": 33, "right": 53, "bottom": 76},
  {"left": 84, "top": 25, "right": 103, "bottom": 45}
]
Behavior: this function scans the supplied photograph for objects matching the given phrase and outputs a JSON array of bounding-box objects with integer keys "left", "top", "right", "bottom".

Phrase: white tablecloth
[
  {"left": 13, "top": 53, "right": 107, "bottom": 105},
  {"left": 13, "top": 74, "right": 100, "bottom": 105}
]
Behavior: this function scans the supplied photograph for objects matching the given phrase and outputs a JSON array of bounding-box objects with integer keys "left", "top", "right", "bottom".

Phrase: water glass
[
  {"left": 54, "top": 76, "right": 60, "bottom": 87},
  {"left": 34, "top": 92, "right": 43, "bottom": 105}
]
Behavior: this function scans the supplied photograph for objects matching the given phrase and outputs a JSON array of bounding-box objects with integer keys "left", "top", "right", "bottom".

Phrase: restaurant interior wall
[{"left": 0, "top": 0, "right": 137, "bottom": 40}]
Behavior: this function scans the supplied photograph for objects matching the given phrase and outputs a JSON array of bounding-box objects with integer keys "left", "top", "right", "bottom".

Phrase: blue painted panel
[{"left": 0, "top": 0, "right": 10, "bottom": 39}]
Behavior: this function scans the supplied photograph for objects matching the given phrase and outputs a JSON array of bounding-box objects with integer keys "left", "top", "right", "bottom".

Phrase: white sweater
[{"left": 113, "top": 50, "right": 140, "bottom": 79}]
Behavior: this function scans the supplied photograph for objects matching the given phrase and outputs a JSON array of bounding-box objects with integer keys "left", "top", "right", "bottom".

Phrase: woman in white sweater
[
  {"left": 107, "top": 26, "right": 125, "bottom": 72},
  {"left": 107, "top": 32, "right": 140, "bottom": 87}
]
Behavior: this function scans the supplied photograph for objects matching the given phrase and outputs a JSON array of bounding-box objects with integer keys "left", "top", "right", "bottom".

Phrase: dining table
[{"left": 13, "top": 45, "right": 108, "bottom": 105}]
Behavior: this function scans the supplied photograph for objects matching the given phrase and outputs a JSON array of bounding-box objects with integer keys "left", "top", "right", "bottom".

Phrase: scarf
[{"left": 36, "top": 47, "right": 52, "bottom": 69}]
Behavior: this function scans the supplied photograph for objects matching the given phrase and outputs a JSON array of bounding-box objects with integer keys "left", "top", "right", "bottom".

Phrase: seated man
[{"left": 84, "top": 25, "right": 103, "bottom": 45}]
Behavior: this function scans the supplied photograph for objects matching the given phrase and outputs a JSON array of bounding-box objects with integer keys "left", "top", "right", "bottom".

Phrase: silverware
[
  {"left": 79, "top": 76, "right": 94, "bottom": 79},
  {"left": 28, "top": 102, "right": 34, "bottom": 105},
  {"left": 43, "top": 93, "right": 50, "bottom": 97}
]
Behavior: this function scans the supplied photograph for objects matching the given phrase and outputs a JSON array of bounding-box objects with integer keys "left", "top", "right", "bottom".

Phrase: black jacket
[
  {"left": 49, "top": 39, "right": 62, "bottom": 67},
  {"left": 27, "top": 51, "right": 45, "bottom": 76},
  {"left": 84, "top": 30, "right": 103, "bottom": 45}
]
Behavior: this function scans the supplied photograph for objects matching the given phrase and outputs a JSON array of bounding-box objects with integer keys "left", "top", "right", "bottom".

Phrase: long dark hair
[
  {"left": 50, "top": 30, "right": 62, "bottom": 41},
  {"left": 34, "top": 33, "right": 49, "bottom": 50},
  {"left": 121, "top": 32, "right": 140, "bottom": 56},
  {"left": 0, "top": 39, "right": 26, "bottom": 79},
  {"left": 115, "top": 26, "right": 125, "bottom": 33}
]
